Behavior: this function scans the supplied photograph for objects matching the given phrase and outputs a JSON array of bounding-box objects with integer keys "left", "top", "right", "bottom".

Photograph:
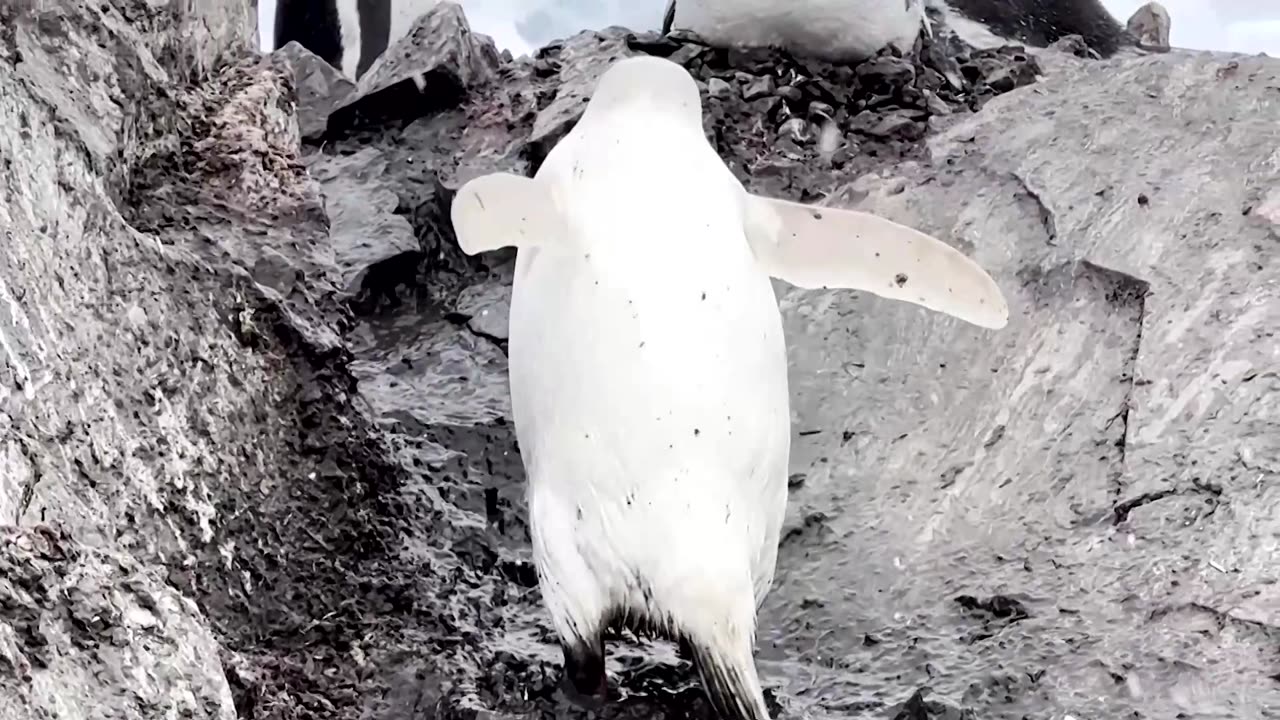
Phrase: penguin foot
[
  {"left": 688, "top": 640, "right": 772, "bottom": 720},
  {"left": 561, "top": 638, "right": 608, "bottom": 707}
]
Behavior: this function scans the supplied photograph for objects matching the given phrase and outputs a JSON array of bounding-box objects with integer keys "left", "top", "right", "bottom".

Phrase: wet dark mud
[{"left": 4, "top": 1, "right": 1278, "bottom": 719}]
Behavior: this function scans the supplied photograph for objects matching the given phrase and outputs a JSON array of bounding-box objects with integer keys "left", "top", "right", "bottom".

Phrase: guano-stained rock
[{"left": 284, "top": 2, "right": 504, "bottom": 140}]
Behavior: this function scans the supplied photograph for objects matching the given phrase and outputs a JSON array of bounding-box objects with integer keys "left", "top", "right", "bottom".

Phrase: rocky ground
[{"left": 2, "top": 1, "right": 1278, "bottom": 720}]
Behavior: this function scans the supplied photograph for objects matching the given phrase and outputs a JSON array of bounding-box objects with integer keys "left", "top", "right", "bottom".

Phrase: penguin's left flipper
[
  {"left": 742, "top": 193, "right": 1010, "bottom": 330},
  {"left": 449, "top": 172, "right": 563, "bottom": 254}
]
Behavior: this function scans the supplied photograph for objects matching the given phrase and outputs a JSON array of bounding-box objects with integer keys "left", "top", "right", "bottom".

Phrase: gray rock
[
  {"left": 774, "top": 84, "right": 803, "bottom": 103},
  {"left": 356, "top": 2, "right": 501, "bottom": 100},
  {"left": 1048, "top": 32, "right": 1102, "bottom": 59},
  {"left": 707, "top": 77, "right": 733, "bottom": 98},
  {"left": 137, "top": 0, "right": 257, "bottom": 80},
  {"left": 1, "top": 0, "right": 450, "bottom": 716},
  {"left": 0, "top": 527, "right": 236, "bottom": 719},
  {"left": 528, "top": 29, "right": 637, "bottom": 155},
  {"left": 454, "top": 271, "right": 514, "bottom": 344},
  {"left": 850, "top": 110, "right": 923, "bottom": 140},
  {"left": 276, "top": 1, "right": 502, "bottom": 140},
  {"left": 742, "top": 74, "right": 776, "bottom": 101},
  {"left": 922, "top": 87, "right": 952, "bottom": 115},
  {"left": 275, "top": 41, "right": 358, "bottom": 138},
  {"left": 1254, "top": 186, "right": 1280, "bottom": 232},
  {"left": 1127, "top": 1, "right": 1172, "bottom": 51},
  {"left": 778, "top": 117, "right": 812, "bottom": 143},
  {"left": 807, "top": 100, "right": 834, "bottom": 119},
  {"left": 857, "top": 55, "right": 916, "bottom": 88},
  {"left": 770, "top": 50, "right": 1280, "bottom": 716},
  {"left": 305, "top": 148, "right": 420, "bottom": 296}
]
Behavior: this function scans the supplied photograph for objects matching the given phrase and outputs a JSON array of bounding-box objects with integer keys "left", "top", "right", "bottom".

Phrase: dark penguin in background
[
  {"left": 933, "top": 0, "right": 1133, "bottom": 57},
  {"left": 273, "top": 0, "right": 392, "bottom": 80},
  {"left": 661, "top": 0, "right": 1135, "bottom": 60}
]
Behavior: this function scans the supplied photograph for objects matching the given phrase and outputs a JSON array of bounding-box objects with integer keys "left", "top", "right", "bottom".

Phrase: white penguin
[
  {"left": 450, "top": 56, "right": 1007, "bottom": 719},
  {"left": 662, "top": 0, "right": 928, "bottom": 63}
]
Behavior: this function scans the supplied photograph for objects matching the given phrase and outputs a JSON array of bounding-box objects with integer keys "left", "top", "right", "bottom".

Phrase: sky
[{"left": 256, "top": 0, "right": 1279, "bottom": 60}]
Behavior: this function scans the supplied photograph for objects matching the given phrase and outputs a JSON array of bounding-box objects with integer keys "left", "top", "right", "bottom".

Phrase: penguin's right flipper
[
  {"left": 742, "top": 192, "right": 1010, "bottom": 330},
  {"left": 687, "top": 638, "right": 772, "bottom": 720},
  {"left": 449, "top": 172, "right": 564, "bottom": 255}
]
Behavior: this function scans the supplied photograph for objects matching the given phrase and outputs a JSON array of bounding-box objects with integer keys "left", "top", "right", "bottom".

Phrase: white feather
[{"left": 336, "top": 0, "right": 362, "bottom": 80}]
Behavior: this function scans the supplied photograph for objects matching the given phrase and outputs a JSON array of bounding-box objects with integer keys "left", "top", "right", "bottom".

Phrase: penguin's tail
[{"left": 685, "top": 629, "right": 772, "bottom": 720}]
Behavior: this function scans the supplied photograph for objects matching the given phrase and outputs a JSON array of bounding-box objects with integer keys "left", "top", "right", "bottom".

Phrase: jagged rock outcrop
[
  {"left": 2, "top": 1, "right": 1277, "bottom": 720},
  {"left": 1127, "top": 2, "right": 1172, "bottom": 51},
  {"left": 280, "top": 3, "right": 503, "bottom": 141}
]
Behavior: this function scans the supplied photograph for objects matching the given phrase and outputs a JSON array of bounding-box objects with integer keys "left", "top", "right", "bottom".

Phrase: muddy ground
[{"left": 2, "top": 2, "right": 1278, "bottom": 720}]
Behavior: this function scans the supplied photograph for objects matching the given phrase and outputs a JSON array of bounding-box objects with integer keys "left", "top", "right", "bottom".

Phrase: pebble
[
  {"left": 917, "top": 67, "right": 946, "bottom": 91},
  {"left": 922, "top": 89, "right": 951, "bottom": 116},
  {"left": 808, "top": 101, "right": 834, "bottom": 119},
  {"left": 985, "top": 68, "right": 1018, "bottom": 94},
  {"left": 126, "top": 305, "right": 148, "bottom": 328},
  {"left": 707, "top": 77, "right": 733, "bottom": 99},
  {"left": 816, "top": 119, "right": 843, "bottom": 157},
  {"left": 856, "top": 56, "right": 915, "bottom": 88},
  {"left": 849, "top": 112, "right": 921, "bottom": 141},
  {"left": 668, "top": 44, "right": 705, "bottom": 65},
  {"left": 653, "top": 22, "right": 1044, "bottom": 180},
  {"left": 874, "top": 115, "right": 922, "bottom": 140},
  {"left": 775, "top": 85, "right": 803, "bottom": 103},
  {"left": 778, "top": 118, "right": 811, "bottom": 143},
  {"left": 743, "top": 75, "right": 776, "bottom": 101},
  {"left": 749, "top": 96, "right": 782, "bottom": 117},
  {"left": 1049, "top": 34, "right": 1097, "bottom": 58},
  {"left": 753, "top": 157, "right": 803, "bottom": 177}
]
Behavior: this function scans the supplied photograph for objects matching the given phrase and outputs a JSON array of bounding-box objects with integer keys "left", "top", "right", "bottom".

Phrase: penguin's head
[{"left": 582, "top": 55, "right": 704, "bottom": 130}]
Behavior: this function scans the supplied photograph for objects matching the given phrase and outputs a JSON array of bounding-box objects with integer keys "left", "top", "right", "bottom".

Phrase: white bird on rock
[{"left": 450, "top": 54, "right": 1008, "bottom": 720}]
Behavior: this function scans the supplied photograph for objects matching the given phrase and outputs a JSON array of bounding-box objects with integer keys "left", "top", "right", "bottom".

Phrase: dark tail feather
[{"left": 687, "top": 638, "right": 771, "bottom": 720}]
